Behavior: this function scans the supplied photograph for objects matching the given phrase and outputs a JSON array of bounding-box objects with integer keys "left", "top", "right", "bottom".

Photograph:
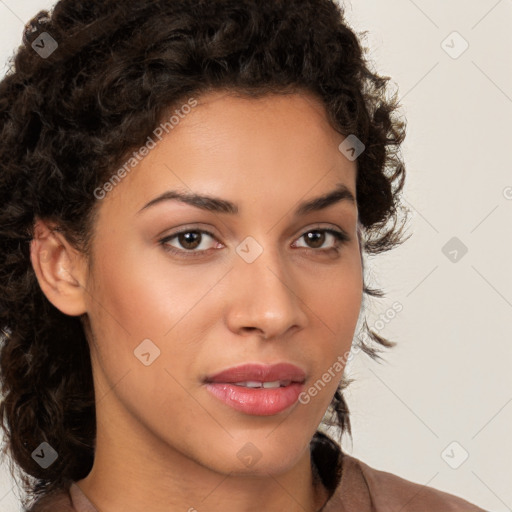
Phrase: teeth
[
  {"left": 232, "top": 380, "right": 291, "bottom": 388},
  {"left": 263, "top": 381, "right": 281, "bottom": 389},
  {"left": 246, "top": 381, "right": 264, "bottom": 388}
]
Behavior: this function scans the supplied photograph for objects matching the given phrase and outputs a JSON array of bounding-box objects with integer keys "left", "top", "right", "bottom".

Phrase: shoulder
[
  {"left": 325, "top": 453, "right": 488, "bottom": 512},
  {"left": 23, "top": 486, "right": 75, "bottom": 512}
]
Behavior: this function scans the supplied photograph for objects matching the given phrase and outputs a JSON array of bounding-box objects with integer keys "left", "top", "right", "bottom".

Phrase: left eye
[
  {"left": 292, "top": 229, "right": 348, "bottom": 250},
  {"left": 160, "top": 228, "right": 348, "bottom": 256}
]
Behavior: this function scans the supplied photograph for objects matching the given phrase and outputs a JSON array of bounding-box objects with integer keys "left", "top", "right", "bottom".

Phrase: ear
[{"left": 30, "top": 217, "right": 88, "bottom": 316}]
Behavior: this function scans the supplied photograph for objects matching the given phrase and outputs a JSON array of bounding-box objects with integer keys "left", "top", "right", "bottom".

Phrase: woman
[{"left": 0, "top": 0, "right": 487, "bottom": 510}]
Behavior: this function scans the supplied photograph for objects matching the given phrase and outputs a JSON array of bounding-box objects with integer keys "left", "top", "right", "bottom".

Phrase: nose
[{"left": 225, "top": 243, "right": 308, "bottom": 340}]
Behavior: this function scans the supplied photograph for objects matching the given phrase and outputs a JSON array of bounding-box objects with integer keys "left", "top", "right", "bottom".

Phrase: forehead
[
  {"left": 177, "top": 90, "right": 342, "bottom": 151},
  {"left": 99, "top": 90, "right": 357, "bottom": 218}
]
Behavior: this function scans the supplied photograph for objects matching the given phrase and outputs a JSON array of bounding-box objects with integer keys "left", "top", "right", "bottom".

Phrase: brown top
[{"left": 25, "top": 432, "right": 488, "bottom": 512}]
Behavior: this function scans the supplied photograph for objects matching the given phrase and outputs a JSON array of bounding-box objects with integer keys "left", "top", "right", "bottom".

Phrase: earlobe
[{"left": 30, "top": 218, "right": 88, "bottom": 316}]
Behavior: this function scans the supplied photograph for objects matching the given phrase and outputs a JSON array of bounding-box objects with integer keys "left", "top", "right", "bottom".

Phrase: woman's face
[{"left": 82, "top": 90, "right": 363, "bottom": 476}]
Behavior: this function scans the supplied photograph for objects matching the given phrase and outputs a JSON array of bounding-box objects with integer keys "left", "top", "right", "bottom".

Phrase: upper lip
[{"left": 204, "top": 363, "right": 306, "bottom": 384}]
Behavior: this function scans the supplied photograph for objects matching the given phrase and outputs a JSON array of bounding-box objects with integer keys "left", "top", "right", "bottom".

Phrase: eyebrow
[{"left": 137, "top": 182, "right": 356, "bottom": 216}]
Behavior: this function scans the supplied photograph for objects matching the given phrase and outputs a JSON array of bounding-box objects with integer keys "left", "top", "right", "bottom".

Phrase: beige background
[{"left": 0, "top": 1, "right": 511, "bottom": 510}]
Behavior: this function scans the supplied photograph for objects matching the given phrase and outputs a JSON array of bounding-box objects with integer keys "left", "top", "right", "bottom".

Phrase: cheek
[
  {"left": 88, "top": 235, "right": 219, "bottom": 339},
  {"left": 302, "top": 256, "right": 362, "bottom": 393},
  {"left": 310, "top": 253, "right": 363, "bottom": 339},
  {"left": 84, "top": 235, "right": 229, "bottom": 397},
  {"left": 84, "top": 242, "right": 214, "bottom": 432}
]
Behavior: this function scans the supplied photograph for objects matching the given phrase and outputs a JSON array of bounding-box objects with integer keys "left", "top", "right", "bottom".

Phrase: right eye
[{"left": 159, "top": 229, "right": 222, "bottom": 257}]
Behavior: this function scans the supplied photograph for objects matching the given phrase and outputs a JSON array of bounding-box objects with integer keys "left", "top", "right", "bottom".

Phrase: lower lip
[{"left": 204, "top": 382, "right": 304, "bottom": 416}]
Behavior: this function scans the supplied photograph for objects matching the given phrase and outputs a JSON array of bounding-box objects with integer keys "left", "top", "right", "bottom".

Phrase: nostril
[{"left": 242, "top": 327, "right": 268, "bottom": 339}]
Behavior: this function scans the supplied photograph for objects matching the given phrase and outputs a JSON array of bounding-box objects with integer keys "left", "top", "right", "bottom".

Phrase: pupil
[
  {"left": 179, "top": 231, "right": 201, "bottom": 249},
  {"left": 306, "top": 231, "right": 324, "bottom": 248}
]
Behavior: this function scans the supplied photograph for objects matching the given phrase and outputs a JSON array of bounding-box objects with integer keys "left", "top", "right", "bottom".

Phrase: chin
[{"left": 200, "top": 433, "right": 309, "bottom": 477}]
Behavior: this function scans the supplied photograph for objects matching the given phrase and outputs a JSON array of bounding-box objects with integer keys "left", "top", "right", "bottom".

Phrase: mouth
[
  {"left": 204, "top": 362, "right": 306, "bottom": 385},
  {"left": 203, "top": 363, "right": 307, "bottom": 416},
  {"left": 230, "top": 380, "right": 293, "bottom": 388}
]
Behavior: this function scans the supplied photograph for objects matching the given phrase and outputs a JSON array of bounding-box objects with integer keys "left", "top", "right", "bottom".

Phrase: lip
[
  {"left": 203, "top": 363, "right": 306, "bottom": 416},
  {"left": 204, "top": 362, "right": 306, "bottom": 384}
]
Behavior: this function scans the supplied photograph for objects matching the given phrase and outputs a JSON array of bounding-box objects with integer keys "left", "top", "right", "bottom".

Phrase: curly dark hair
[{"left": 0, "top": 0, "right": 408, "bottom": 507}]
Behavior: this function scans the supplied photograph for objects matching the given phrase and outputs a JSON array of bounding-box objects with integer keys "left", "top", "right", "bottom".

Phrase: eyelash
[{"left": 159, "top": 227, "right": 350, "bottom": 258}]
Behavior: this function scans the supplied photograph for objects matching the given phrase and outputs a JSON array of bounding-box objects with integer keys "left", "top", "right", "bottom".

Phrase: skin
[{"left": 31, "top": 90, "right": 363, "bottom": 512}]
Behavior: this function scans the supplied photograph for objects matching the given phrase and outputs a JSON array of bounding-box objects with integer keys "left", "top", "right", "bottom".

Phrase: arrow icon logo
[
  {"left": 31, "top": 441, "right": 58, "bottom": 468},
  {"left": 237, "top": 442, "right": 262, "bottom": 468},
  {"left": 441, "top": 31, "right": 469, "bottom": 59},
  {"left": 338, "top": 134, "right": 365, "bottom": 161},
  {"left": 134, "top": 339, "right": 161, "bottom": 366},
  {"left": 34, "top": 448, "right": 45, "bottom": 458},
  {"left": 442, "top": 237, "right": 468, "bottom": 263},
  {"left": 441, "top": 441, "right": 469, "bottom": 469},
  {"left": 236, "top": 236, "right": 263, "bottom": 263}
]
